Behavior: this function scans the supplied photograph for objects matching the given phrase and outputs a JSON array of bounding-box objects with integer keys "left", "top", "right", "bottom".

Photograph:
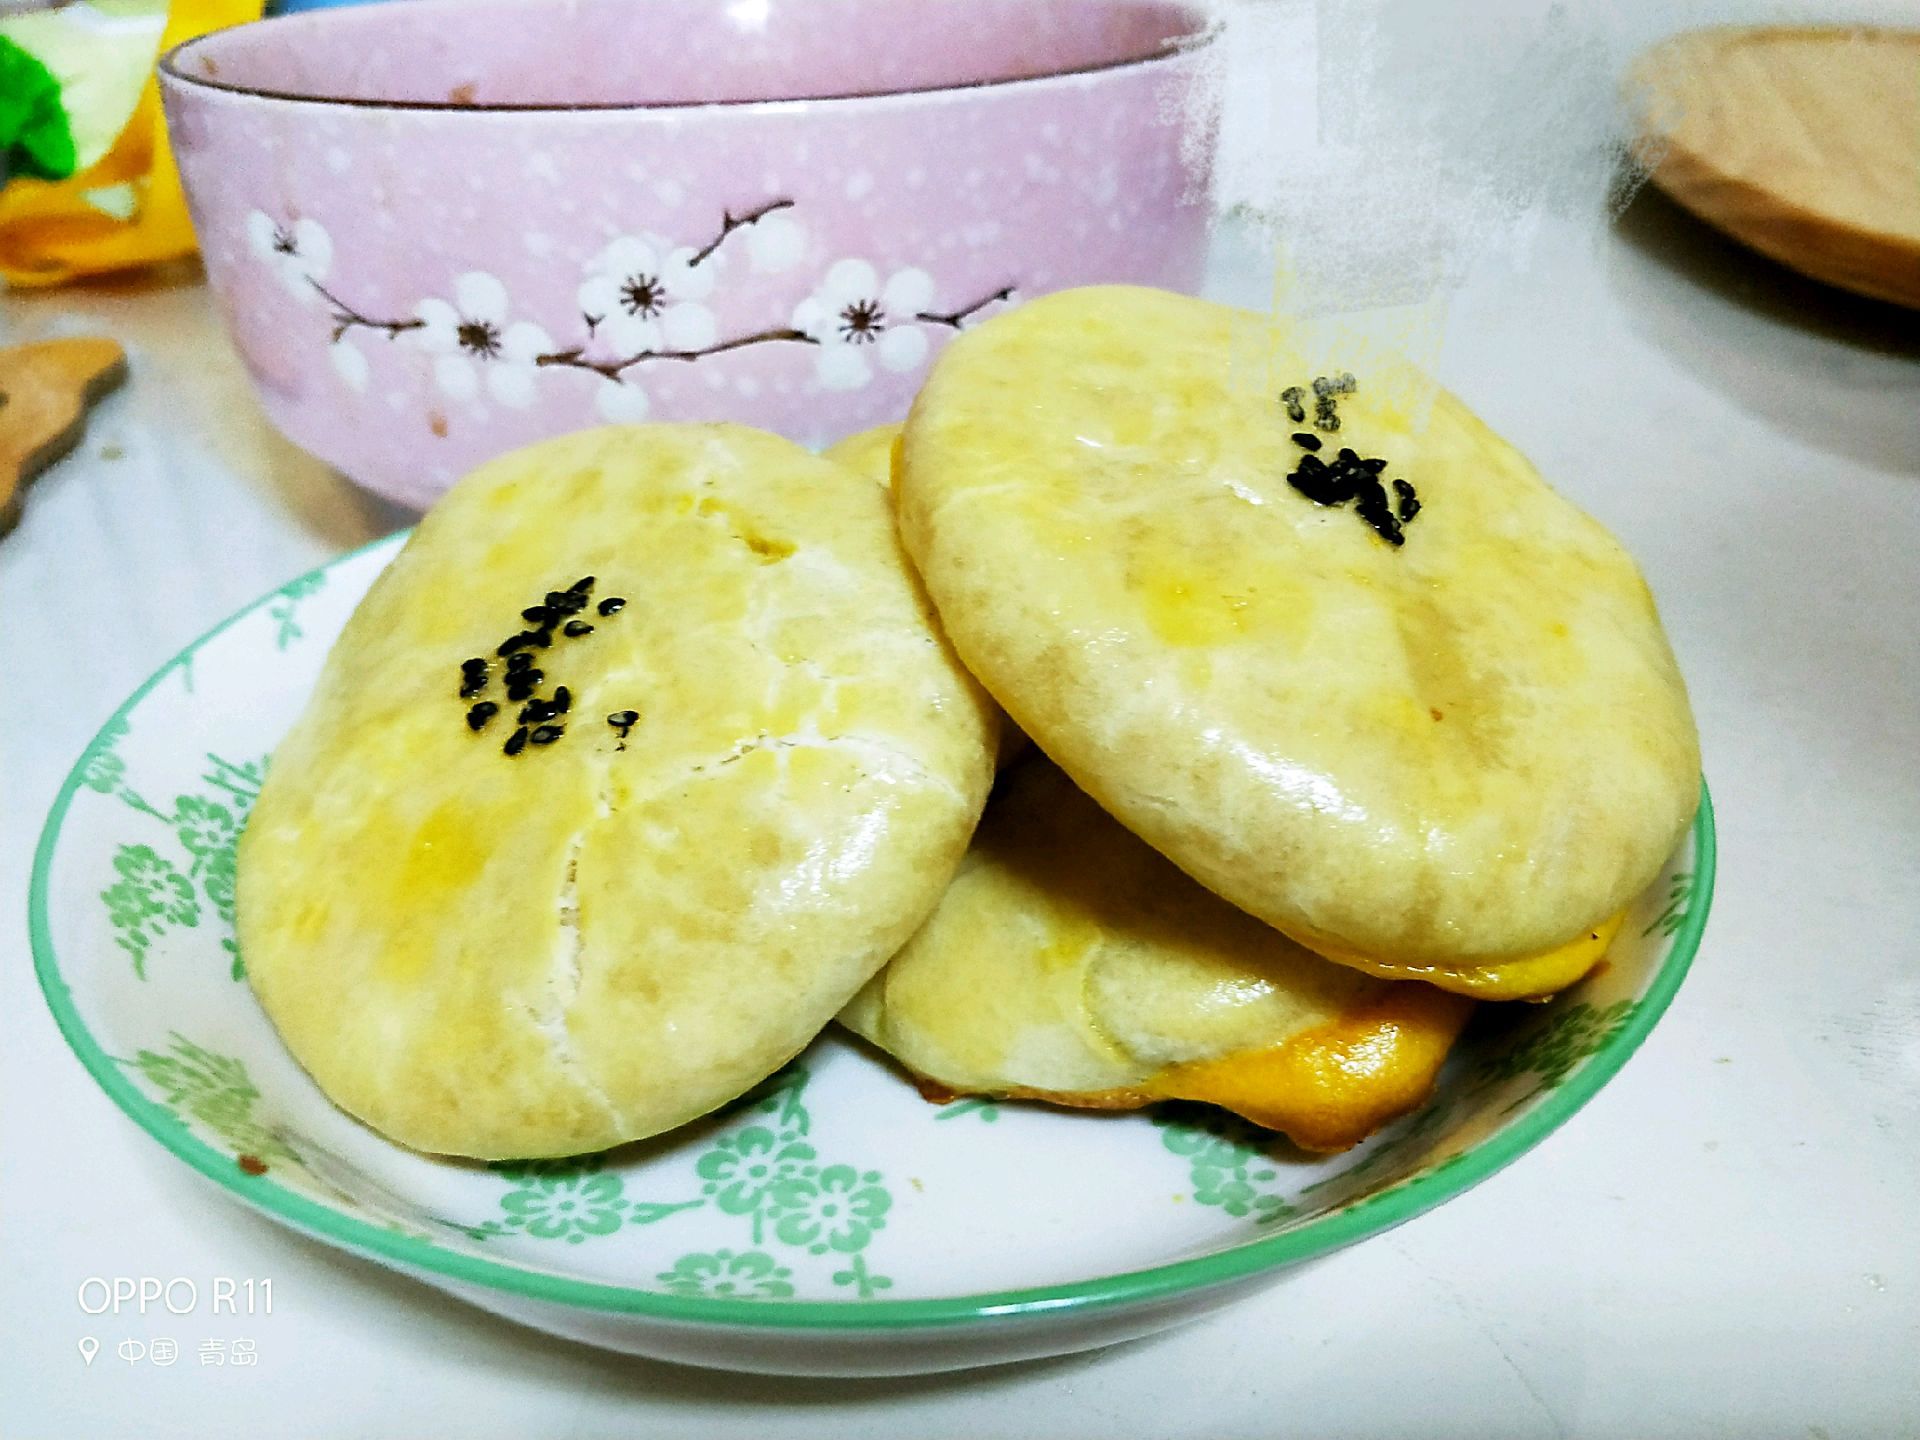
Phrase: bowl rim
[
  {"left": 31, "top": 532, "right": 1716, "bottom": 1333},
  {"left": 158, "top": 0, "right": 1220, "bottom": 115}
]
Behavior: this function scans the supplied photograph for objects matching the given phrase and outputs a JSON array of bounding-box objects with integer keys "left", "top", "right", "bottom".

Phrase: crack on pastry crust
[
  {"left": 711, "top": 725, "right": 972, "bottom": 807},
  {"left": 693, "top": 494, "right": 797, "bottom": 565},
  {"left": 524, "top": 756, "right": 623, "bottom": 1133},
  {"left": 739, "top": 622, "right": 852, "bottom": 718}
]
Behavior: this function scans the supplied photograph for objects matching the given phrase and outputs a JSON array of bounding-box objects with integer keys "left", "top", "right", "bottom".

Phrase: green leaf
[{"left": 0, "top": 39, "right": 77, "bottom": 183}]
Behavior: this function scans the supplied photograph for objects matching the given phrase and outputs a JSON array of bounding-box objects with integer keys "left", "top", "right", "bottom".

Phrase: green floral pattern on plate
[
  {"left": 1476, "top": 999, "right": 1638, "bottom": 1109},
  {"left": 458, "top": 1068, "right": 897, "bottom": 1296},
  {"left": 267, "top": 572, "right": 328, "bottom": 650},
  {"left": 1294, "top": 994, "right": 1646, "bottom": 1199},
  {"left": 1643, "top": 870, "right": 1696, "bottom": 938},
  {"left": 1296, "top": 1100, "right": 1454, "bottom": 1198},
  {"left": 89, "top": 731, "right": 263, "bottom": 982},
  {"left": 931, "top": 1097, "right": 1001, "bottom": 1123},
  {"left": 468, "top": 1156, "right": 702, "bottom": 1245},
  {"left": 1155, "top": 1106, "right": 1298, "bottom": 1224},
  {"left": 658, "top": 1249, "right": 795, "bottom": 1300},
  {"left": 124, "top": 1033, "right": 297, "bottom": 1168},
  {"left": 100, "top": 844, "right": 200, "bottom": 978},
  {"left": 698, "top": 1124, "right": 817, "bottom": 1220}
]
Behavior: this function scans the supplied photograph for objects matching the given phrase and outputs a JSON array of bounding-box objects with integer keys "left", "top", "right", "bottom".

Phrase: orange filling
[
  {"left": 1300, "top": 911, "right": 1628, "bottom": 1002},
  {"left": 1146, "top": 981, "right": 1475, "bottom": 1152}
]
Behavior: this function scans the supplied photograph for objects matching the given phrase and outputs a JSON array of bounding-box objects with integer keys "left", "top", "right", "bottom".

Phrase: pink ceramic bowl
[{"left": 159, "top": 0, "right": 1219, "bottom": 509}]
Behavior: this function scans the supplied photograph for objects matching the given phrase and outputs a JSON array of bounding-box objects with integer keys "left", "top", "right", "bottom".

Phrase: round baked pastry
[
  {"left": 896, "top": 286, "right": 1700, "bottom": 999},
  {"left": 825, "top": 420, "right": 1029, "bottom": 772},
  {"left": 240, "top": 424, "right": 999, "bottom": 1159},
  {"left": 841, "top": 759, "right": 1473, "bottom": 1152},
  {"left": 823, "top": 424, "right": 902, "bottom": 486}
]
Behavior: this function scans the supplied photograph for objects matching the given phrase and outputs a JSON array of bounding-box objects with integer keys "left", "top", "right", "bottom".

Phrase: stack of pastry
[{"left": 238, "top": 287, "right": 1700, "bottom": 1160}]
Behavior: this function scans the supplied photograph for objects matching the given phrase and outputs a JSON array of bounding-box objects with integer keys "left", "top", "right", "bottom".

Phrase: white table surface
[{"left": 4, "top": 188, "right": 1918, "bottom": 1436}]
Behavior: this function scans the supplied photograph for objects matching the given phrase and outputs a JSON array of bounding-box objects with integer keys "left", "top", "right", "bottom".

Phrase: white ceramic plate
[{"left": 31, "top": 534, "right": 1715, "bottom": 1376}]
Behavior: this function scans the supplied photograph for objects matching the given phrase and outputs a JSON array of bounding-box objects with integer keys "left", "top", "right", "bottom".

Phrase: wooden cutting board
[
  {"left": 1630, "top": 26, "right": 1920, "bottom": 309},
  {"left": 0, "top": 338, "right": 129, "bottom": 535}
]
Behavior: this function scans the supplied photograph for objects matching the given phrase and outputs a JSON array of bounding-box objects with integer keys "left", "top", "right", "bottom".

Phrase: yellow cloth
[{"left": 0, "top": 0, "right": 261, "bottom": 288}]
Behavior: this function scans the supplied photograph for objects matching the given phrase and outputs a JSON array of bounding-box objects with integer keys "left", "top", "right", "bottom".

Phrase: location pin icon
[{"left": 78, "top": 1337, "right": 99, "bottom": 1368}]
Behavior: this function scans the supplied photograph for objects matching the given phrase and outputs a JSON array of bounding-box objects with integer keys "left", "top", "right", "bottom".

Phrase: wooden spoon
[{"left": 1629, "top": 26, "right": 1920, "bottom": 310}]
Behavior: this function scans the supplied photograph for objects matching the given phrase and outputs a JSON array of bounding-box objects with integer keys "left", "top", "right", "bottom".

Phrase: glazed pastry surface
[
  {"left": 842, "top": 760, "right": 1473, "bottom": 1151},
  {"left": 896, "top": 286, "right": 1700, "bottom": 994},
  {"left": 240, "top": 424, "right": 999, "bottom": 1158}
]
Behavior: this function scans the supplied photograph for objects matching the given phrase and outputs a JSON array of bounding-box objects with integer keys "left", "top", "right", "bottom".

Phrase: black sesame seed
[
  {"left": 507, "top": 651, "right": 534, "bottom": 672},
  {"left": 522, "top": 605, "right": 552, "bottom": 624},
  {"left": 1393, "top": 478, "right": 1421, "bottom": 523},
  {"left": 461, "top": 657, "right": 488, "bottom": 673},
  {"left": 530, "top": 724, "right": 564, "bottom": 745},
  {"left": 597, "top": 596, "right": 626, "bottom": 616},
  {"left": 1292, "top": 432, "right": 1322, "bottom": 452},
  {"left": 563, "top": 620, "right": 594, "bottom": 638},
  {"left": 1310, "top": 373, "right": 1356, "bottom": 432},
  {"left": 466, "top": 701, "right": 498, "bottom": 731},
  {"left": 496, "top": 634, "right": 531, "bottom": 657},
  {"left": 517, "top": 699, "right": 553, "bottom": 725},
  {"left": 1287, "top": 452, "right": 1360, "bottom": 507},
  {"left": 552, "top": 686, "right": 571, "bottom": 713},
  {"left": 458, "top": 675, "right": 487, "bottom": 698},
  {"left": 531, "top": 627, "right": 553, "bottom": 648},
  {"left": 507, "top": 681, "right": 538, "bottom": 703},
  {"left": 544, "top": 590, "right": 572, "bottom": 612},
  {"left": 570, "top": 575, "right": 595, "bottom": 593},
  {"left": 607, "top": 710, "right": 638, "bottom": 727},
  {"left": 1352, "top": 479, "right": 1406, "bottom": 546},
  {"left": 503, "top": 726, "right": 529, "bottom": 756}
]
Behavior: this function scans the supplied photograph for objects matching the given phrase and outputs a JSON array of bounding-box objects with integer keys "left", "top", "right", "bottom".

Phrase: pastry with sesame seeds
[{"left": 238, "top": 424, "right": 999, "bottom": 1159}]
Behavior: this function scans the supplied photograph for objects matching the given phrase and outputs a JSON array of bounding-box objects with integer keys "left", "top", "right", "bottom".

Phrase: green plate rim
[{"left": 31, "top": 532, "right": 1716, "bottom": 1332}]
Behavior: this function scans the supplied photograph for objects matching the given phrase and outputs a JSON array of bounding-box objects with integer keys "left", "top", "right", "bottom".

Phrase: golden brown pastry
[
  {"left": 895, "top": 286, "right": 1699, "bottom": 999},
  {"left": 841, "top": 760, "right": 1473, "bottom": 1151},
  {"left": 239, "top": 424, "right": 999, "bottom": 1158},
  {"left": 823, "top": 424, "right": 903, "bottom": 486},
  {"left": 825, "top": 420, "right": 1029, "bottom": 772}
]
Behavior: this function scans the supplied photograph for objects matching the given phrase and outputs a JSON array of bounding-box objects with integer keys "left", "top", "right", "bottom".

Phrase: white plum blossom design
[
  {"left": 746, "top": 211, "right": 806, "bottom": 274},
  {"left": 577, "top": 236, "right": 717, "bottom": 356},
  {"left": 254, "top": 195, "right": 1010, "bottom": 416},
  {"left": 596, "top": 376, "right": 652, "bottom": 423},
  {"left": 412, "top": 272, "right": 553, "bottom": 409},
  {"left": 329, "top": 340, "right": 370, "bottom": 393},
  {"left": 246, "top": 211, "right": 331, "bottom": 303},
  {"left": 791, "top": 260, "right": 934, "bottom": 391}
]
